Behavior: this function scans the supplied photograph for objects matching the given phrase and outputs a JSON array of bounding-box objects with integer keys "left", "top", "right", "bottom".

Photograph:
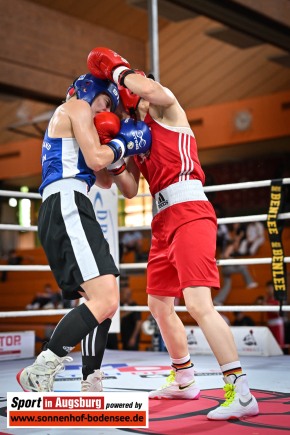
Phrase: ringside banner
[
  {"left": 7, "top": 392, "right": 148, "bottom": 428},
  {"left": 266, "top": 179, "right": 287, "bottom": 308},
  {"left": 88, "top": 184, "right": 120, "bottom": 333},
  {"left": 0, "top": 331, "right": 35, "bottom": 361}
]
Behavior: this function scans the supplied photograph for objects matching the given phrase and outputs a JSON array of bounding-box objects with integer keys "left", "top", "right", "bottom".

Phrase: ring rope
[
  {"left": 0, "top": 224, "right": 38, "bottom": 232},
  {"left": 1, "top": 178, "right": 289, "bottom": 234},
  {"left": 0, "top": 190, "right": 41, "bottom": 199},
  {"left": 1, "top": 177, "right": 289, "bottom": 201},
  {"left": 203, "top": 177, "right": 290, "bottom": 193},
  {"left": 0, "top": 304, "right": 289, "bottom": 319},
  {"left": 1, "top": 213, "right": 290, "bottom": 234},
  {"left": 1, "top": 178, "right": 289, "bottom": 319},
  {"left": 119, "top": 178, "right": 290, "bottom": 196},
  {"left": 1, "top": 257, "right": 289, "bottom": 273}
]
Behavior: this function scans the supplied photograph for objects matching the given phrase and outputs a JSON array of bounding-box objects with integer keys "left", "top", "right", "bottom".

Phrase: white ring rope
[
  {"left": 0, "top": 190, "right": 41, "bottom": 199},
  {"left": 1, "top": 178, "right": 290, "bottom": 233},
  {"left": 1, "top": 212, "right": 290, "bottom": 233},
  {"left": 118, "top": 212, "right": 290, "bottom": 232},
  {"left": 0, "top": 178, "right": 289, "bottom": 319},
  {"left": 118, "top": 178, "right": 290, "bottom": 196},
  {"left": 0, "top": 305, "right": 289, "bottom": 320},
  {"left": 0, "top": 224, "right": 38, "bottom": 232},
  {"left": 1, "top": 257, "right": 289, "bottom": 273},
  {"left": 203, "top": 178, "right": 290, "bottom": 192},
  {"left": 1, "top": 177, "right": 290, "bottom": 199},
  {"left": 0, "top": 305, "right": 289, "bottom": 319}
]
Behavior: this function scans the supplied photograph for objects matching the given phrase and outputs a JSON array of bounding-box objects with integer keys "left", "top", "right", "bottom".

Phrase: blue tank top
[{"left": 39, "top": 130, "right": 96, "bottom": 195}]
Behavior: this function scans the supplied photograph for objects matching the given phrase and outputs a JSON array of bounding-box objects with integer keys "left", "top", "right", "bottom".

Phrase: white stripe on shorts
[{"left": 60, "top": 189, "right": 100, "bottom": 281}]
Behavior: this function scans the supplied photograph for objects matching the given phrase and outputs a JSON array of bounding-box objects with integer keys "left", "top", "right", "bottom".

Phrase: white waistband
[
  {"left": 42, "top": 178, "right": 88, "bottom": 202},
  {"left": 154, "top": 180, "right": 207, "bottom": 213}
]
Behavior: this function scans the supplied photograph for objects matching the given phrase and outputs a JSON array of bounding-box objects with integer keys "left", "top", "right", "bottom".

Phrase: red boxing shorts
[{"left": 146, "top": 201, "right": 220, "bottom": 298}]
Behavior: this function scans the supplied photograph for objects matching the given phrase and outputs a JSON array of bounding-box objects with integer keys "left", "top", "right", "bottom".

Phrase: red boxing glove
[
  {"left": 94, "top": 112, "right": 121, "bottom": 144},
  {"left": 87, "top": 46, "right": 131, "bottom": 82}
]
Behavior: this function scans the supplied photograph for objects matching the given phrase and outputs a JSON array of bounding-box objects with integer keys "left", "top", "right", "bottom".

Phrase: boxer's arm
[
  {"left": 112, "top": 157, "right": 140, "bottom": 199},
  {"left": 94, "top": 158, "right": 139, "bottom": 198},
  {"left": 87, "top": 47, "right": 175, "bottom": 107},
  {"left": 123, "top": 73, "right": 175, "bottom": 108},
  {"left": 120, "top": 72, "right": 189, "bottom": 126},
  {"left": 123, "top": 72, "right": 189, "bottom": 125},
  {"left": 68, "top": 100, "right": 115, "bottom": 171},
  {"left": 94, "top": 169, "right": 113, "bottom": 189}
]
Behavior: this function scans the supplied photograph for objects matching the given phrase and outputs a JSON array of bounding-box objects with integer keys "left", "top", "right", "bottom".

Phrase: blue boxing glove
[{"left": 106, "top": 118, "right": 151, "bottom": 163}]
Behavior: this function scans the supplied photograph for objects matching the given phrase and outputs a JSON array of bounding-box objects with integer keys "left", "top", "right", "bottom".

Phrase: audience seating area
[{"left": 0, "top": 227, "right": 289, "bottom": 353}]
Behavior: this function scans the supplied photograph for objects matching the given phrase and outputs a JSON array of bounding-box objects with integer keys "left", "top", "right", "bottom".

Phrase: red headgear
[{"left": 118, "top": 70, "right": 146, "bottom": 117}]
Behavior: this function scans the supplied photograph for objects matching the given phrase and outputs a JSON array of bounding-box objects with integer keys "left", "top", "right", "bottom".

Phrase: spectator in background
[
  {"left": 255, "top": 295, "right": 265, "bottom": 305},
  {"left": 119, "top": 230, "right": 143, "bottom": 262},
  {"left": 233, "top": 311, "right": 255, "bottom": 327},
  {"left": 238, "top": 222, "right": 265, "bottom": 256},
  {"left": 1, "top": 249, "right": 33, "bottom": 282},
  {"left": 26, "top": 283, "right": 62, "bottom": 310},
  {"left": 214, "top": 224, "right": 258, "bottom": 305},
  {"left": 120, "top": 287, "right": 142, "bottom": 350},
  {"left": 264, "top": 281, "right": 285, "bottom": 347}
]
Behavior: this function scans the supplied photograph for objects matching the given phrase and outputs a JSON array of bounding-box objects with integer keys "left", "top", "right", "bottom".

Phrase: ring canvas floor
[{"left": 0, "top": 350, "right": 289, "bottom": 435}]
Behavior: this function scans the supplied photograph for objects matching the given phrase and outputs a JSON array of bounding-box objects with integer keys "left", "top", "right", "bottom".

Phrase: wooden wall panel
[
  {"left": 159, "top": 18, "right": 211, "bottom": 70},
  {"left": 158, "top": 16, "right": 290, "bottom": 109},
  {"left": 234, "top": 0, "right": 290, "bottom": 26},
  {"left": 0, "top": 139, "right": 42, "bottom": 179},
  {"left": 1, "top": 0, "right": 290, "bottom": 162},
  {"left": 0, "top": 96, "right": 54, "bottom": 146},
  {"left": 27, "top": 0, "right": 169, "bottom": 43},
  {"left": 0, "top": 0, "right": 146, "bottom": 101},
  {"left": 186, "top": 91, "right": 290, "bottom": 149},
  {"left": 196, "top": 48, "right": 282, "bottom": 104}
]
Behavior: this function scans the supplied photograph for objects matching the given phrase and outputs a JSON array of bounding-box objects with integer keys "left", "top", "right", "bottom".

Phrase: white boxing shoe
[
  {"left": 81, "top": 370, "right": 104, "bottom": 392},
  {"left": 207, "top": 374, "right": 259, "bottom": 420},
  {"left": 17, "top": 349, "right": 72, "bottom": 392},
  {"left": 149, "top": 365, "right": 200, "bottom": 400}
]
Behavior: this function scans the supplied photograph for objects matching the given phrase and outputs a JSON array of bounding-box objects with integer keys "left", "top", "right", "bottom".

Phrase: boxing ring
[{"left": 0, "top": 178, "right": 290, "bottom": 435}]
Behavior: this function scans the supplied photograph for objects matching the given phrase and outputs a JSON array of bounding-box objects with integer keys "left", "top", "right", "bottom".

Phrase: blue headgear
[{"left": 67, "top": 73, "right": 119, "bottom": 112}]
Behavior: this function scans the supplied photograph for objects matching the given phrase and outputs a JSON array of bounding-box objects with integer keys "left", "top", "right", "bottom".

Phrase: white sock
[{"left": 171, "top": 354, "right": 191, "bottom": 365}]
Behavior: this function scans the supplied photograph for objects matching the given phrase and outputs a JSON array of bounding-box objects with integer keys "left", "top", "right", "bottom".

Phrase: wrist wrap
[
  {"left": 106, "top": 139, "right": 125, "bottom": 163},
  {"left": 118, "top": 69, "right": 136, "bottom": 88},
  {"left": 108, "top": 162, "right": 127, "bottom": 176}
]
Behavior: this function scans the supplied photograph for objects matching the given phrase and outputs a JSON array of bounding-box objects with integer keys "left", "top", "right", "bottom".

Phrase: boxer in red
[{"left": 87, "top": 47, "right": 259, "bottom": 421}]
